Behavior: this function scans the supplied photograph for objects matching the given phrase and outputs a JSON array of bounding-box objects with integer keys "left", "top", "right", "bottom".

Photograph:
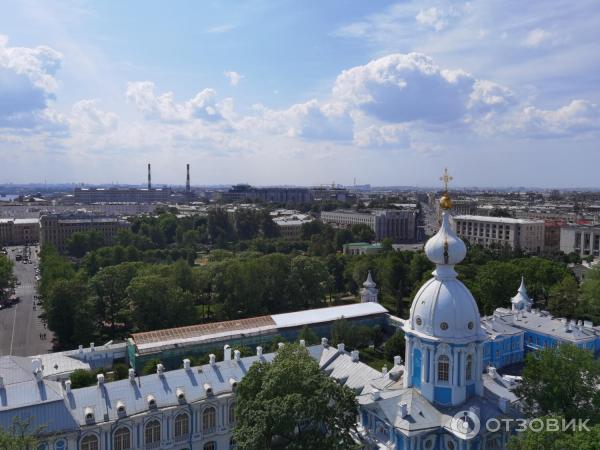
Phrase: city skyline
[{"left": 1, "top": 0, "right": 599, "bottom": 187}]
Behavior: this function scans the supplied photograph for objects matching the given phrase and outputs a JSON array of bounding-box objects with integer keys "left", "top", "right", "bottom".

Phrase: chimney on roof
[
  {"left": 394, "top": 356, "right": 403, "bottom": 366},
  {"left": 148, "top": 163, "right": 152, "bottom": 190},
  {"left": 128, "top": 368, "right": 135, "bottom": 381},
  {"left": 186, "top": 164, "right": 190, "bottom": 193},
  {"left": 234, "top": 350, "right": 241, "bottom": 361},
  {"left": 156, "top": 364, "right": 164, "bottom": 376},
  {"left": 351, "top": 350, "right": 359, "bottom": 362},
  {"left": 299, "top": 339, "right": 306, "bottom": 347},
  {"left": 183, "top": 359, "right": 191, "bottom": 370},
  {"left": 224, "top": 345, "right": 232, "bottom": 361},
  {"left": 256, "top": 346, "right": 263, "bottom": 358},
  {"left": 209, "top": 354, "right": 216, "bottom": 365},
  {"left": 278, "top": 342, "right": 285, "bottom": 350},
  {"left": 337, "top": 343, "right": 345, "bottom": 352},
  {"left": 399, "top": 402, "right": 408, "bottom": 418},
  {"left": 382, "top": 365, "right": 388, "bottom": 376},
  {"left": 97, "top": 373, "right": 105, "bottom": 386},
  {"left": 321, "top": 337, "right": 329, "bottom": 347},
  {"left": 64, "top": 379, "right": 71, "bottom": 393},
  {"left": 32, "top": 358, "right": 43, "bottom": 380}
]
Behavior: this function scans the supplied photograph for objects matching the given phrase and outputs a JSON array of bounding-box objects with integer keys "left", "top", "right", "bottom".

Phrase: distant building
[
  {"left": 0, "top": 218, "right": 39, "bottom": 245},
  {"left": 73, "top": 187, "right": 172, "bottom": 204},
  {"left": 453, "top": 215, "right": 544, "bottom": 254},
  {"left": 343, "top": 242, "right": 383, "bottom": 255},
  {"left": 217, "top": 185, "right": 311, "bottom": 204},
  {"left": 40, "top": 214, "right": 131, "bottom": 253},
  {"left": 560, "top": 223, "right": 600, "bottom": 258},
  {"left": 270, "top": 210, "right": 314, "bottom": 240},
  {"left": 543, "top": 219, "right": 564, "bottom": 254},
  {"left": 321, "top": 209, "right": 417, "bottom": 242}
]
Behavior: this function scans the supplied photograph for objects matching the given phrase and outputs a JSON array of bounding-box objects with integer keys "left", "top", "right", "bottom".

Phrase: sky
[{"left": 0, "top": 0, "right": 599, "bottom": 188}]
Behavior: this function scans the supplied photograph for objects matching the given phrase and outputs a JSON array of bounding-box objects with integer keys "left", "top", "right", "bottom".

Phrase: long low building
[
  {"left": 0, "top": 218, "right": 39, "bottom": 245},
  {"left": 40, "top": 213, "right": 131, "bottom": 253},
  {"left": 453, "top": 215, "right": 545, "bottom": 254},
  {"left": 321, "top": 209, "right": 417, "bottom": 242},
  {"left": 128, "top": 302, "right": 389, "bottom": 371}
]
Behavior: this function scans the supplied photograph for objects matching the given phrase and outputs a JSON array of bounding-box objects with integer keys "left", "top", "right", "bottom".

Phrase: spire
[
  {"left": 363, "top": 270, "right": 376, "bottom": 288},
  {"left": 360, "top": 271, "right": 379, "bottom": 303},
  {"left": 511, "top": 276, "right": 532, "bottom": 312}
]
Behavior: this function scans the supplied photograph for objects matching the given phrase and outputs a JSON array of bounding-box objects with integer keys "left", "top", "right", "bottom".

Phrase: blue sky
[{"left": 0, "top": 0, "right": 599, "bottom": 187}]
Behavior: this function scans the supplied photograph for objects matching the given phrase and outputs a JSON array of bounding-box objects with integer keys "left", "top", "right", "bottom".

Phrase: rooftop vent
[
  {"left": 381, "top": 365, "right": 388, "bottom": 376},
  {"left": 209, "top": 354, "right": 216, "bottom": 365},
  {"left": 176, "top": 388, "right": 185, "bottom": 401},
  {"left": 147, "top": 395, "right": 157, "bottom": 409},
  {"left": 229, "top": 378, "right": 238, "bottom": 390},
  {"left": 156, "top": 364, "right": 164, "bottom": 376},
  {"left": 256, "top": 346, "right": 263, "bottom": 358},
  {"left": 128, "top": 368, "right": 135, "bottom": 381},
  {"left": 234, "top": 350, "right": 241, "bottom": 361},
  {"left": 399, "top": 402, "right": 408, "bottom": 418},
  {"left": 224, "top": 345, "right": 232, "bottom": 361},
  {"left": 64, "top": 380, "right": 71, "bottom": 394},
  {"left": 299, "top": 339, "right": 306, "bottom": 347},
  {"left": 97, "top": 374, "right": 105, "bottom": 386},
  {"left": 183, "top": 359, "right": 191, "bottom": 370},
  {"left": 116, "top": 401, "right": 126, "bottom": 415},
  {"left": 278, "top": 342, "right": 285, "bottom": 349},
  {"left": 321, "top": 337, "right": 328, "bottom": 347},
  {"left": 351, "top": 350, "right": 359, "bottom": 362},
  {"left": 371, "top": 389, "right": 380, "bottom": 401},
  {"left": 337, "top": 343, "right": 345, "bottom": 352},
  {"left": 204, "top": 383, "right": 213, "bottom": 396},
  {"left": 84, "top": 407, "right": 95, "bottom": 422},
  {"left": 394, "top": 356, "right": 403, "bottom": 366}
]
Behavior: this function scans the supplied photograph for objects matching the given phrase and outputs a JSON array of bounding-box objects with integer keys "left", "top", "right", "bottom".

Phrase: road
[{"left": 0, "top": 245, "right": 54, "bottom": 356}]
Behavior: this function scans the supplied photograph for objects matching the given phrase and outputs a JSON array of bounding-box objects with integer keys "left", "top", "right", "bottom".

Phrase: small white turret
[
  {"left": 360, "top": 271, "right": 379, "bottom": 303},
  {"left": 511, "top": 277, "right": 533, "bottom": 312}
]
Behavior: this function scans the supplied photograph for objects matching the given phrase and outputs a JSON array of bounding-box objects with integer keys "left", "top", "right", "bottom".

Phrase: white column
[
  {"left": 429, "top": 346, "right": 435, "bottom": 384},
  {"left": 404, "top": 337, "right": 413, "bottom": 388},
  {"left": 452, "top": 348, "right": 459, "bottom": 386}
]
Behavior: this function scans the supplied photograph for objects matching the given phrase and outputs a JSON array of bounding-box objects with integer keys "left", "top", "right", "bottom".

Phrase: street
[{"left": 0, "top": 245, "right": 54, "bottom": 356}]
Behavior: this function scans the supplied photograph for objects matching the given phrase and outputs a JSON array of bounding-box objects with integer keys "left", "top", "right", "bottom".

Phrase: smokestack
[
  {"left": 186, "top": 164, "right": 190, "bottom": 193},
  {"left": 147, "top": 163, "right": 151, "bottom": 190}
]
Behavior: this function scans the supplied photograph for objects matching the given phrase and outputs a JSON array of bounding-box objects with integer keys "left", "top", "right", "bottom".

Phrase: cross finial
[{"left": 440, "top": 168, "right": 453, "bottom": 193}]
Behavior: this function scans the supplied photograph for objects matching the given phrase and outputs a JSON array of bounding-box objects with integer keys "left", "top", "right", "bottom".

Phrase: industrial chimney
[
  {"left": 147, "top": 163, "right": 151, "bottom": 190},
  {"left": 186, "top": 164, "right": 190, "bottom": 193}
]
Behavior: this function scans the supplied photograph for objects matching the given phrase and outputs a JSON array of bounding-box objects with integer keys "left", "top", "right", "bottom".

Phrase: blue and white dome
[{"left": 404, "top": 212, "right": 485, "bottom": 342}]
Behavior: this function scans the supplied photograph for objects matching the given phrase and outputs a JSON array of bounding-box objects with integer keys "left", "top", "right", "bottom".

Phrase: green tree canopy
[
  {"left": 547, "top": 275, "right": 579, "bottom": 319},
  {"left": 234, "top": 344, "right": 359, "bottom": 450},
  {"left": 508, "top": 416, "right": 600, "bottom": 450},
  {"left": 515, "top": 344, "right": 600, "bottom": 424}
]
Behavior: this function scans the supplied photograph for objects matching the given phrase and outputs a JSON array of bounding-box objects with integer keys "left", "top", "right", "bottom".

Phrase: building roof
[
  {"left": 493, "top": 308, "right": 598, "bottom": 343},
  {"left": 0, "top": 218, "right": 39, "bottom": 224},
  {"left": 132, "top": 315, "right": 277, "bottom": 348},
  {"left": 270, "top": 303, "right": 387, "bottom": 328},
  {"left": 454, "top": 215, "right": 544, "bottom": 225}
]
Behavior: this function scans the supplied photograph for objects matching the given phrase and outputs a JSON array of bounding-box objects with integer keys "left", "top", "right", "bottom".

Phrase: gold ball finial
[
  {"left": 439, "top": 168, "right": 453, "bottom": 210},
  {"left": 439, "top": 194, "right": 452, "bottom": 210}
]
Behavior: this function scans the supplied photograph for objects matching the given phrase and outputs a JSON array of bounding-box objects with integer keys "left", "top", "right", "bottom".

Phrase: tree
[
  {"left": 66, "top": 230, "right": 105, "bottom": 258},
  {"left": 547, "top": 275, "right": 579, "bottom": 319},
  {"left": 262, "top": 211, "right": 281, "bottom": 238},
  {"left": 0, "top": 417, "right": 40, "bottom": 449},
  {"left": 69, "top": 369, "right": 98, "bottom": 388},
  {"left": 0, "top": 254, "right": 14, "bottom": 301},
  {"left": 383, "top": 330, "right": 405, "bottom": 363},
  {"left": 289, "top": 256, "right": 328, "bottom": 310},
  {"left": 515, "top": 344, "right": 600, "bottom": 424},
  {"left": 470, "top": 261, "right": 520, "bottom": 314},
  {"left": 46, "top": 277, "right": 95, "bottom": 348},
  {"left": 579, "top": 266, "right": 600, "bottom": 325},
  {"left": 298, "top": 325, "right": 319, "bottom": 345},
  {"left": 508, "top": 416, "right": 600, "bottom": 450},
  {"left": 351, "top": 224, "right": 375, "bottom": 242},
  {"left": 234, "top": 344, "right": 359, "bottom": 450},
  {"left": 127, "top": 274, "right": 197, "bottom": 331},
  {"left": 90, "top": 263, "right": 142, "bottom": 339}
]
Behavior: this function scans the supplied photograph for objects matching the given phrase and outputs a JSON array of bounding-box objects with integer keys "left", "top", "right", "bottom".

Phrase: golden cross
[{"left": 439, "top": 168, "right": 453, "bottom": 192}]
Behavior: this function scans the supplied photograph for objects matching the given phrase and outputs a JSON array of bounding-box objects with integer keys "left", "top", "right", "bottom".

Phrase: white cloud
[
  {"left": 332, "top": 53, "right": 477, "bottom": 123},
  {"left": 354, "top": 123, "right": 410, "bottom": 147},
  {"left": 0, "top": 35, "right": 63, "bottom": 129},
  {"left": 416, "top": 7, "right": 448, "bottom": 32},
  {"left": 205, "top": 24, "right": 237, "bottom": 34},
  {"left": 224, "top": 70, "right": 243, "bottom": 86},
  {"left": 523, "top": 28, "right": 552, "bottom": 48},
  {"left": 70, "top": 100, "right": 118, "bottom": 133},
  {"left": 510, "top": 100, "right": 600, "bottom": 137},
  {"left": 126, "top": 81, "right": 233, "bottom": 123}
]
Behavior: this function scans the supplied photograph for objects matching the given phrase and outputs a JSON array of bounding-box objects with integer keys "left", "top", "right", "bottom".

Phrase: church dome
[{"left": 404, "top": 212, "right": 484, "bottom": 342}]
